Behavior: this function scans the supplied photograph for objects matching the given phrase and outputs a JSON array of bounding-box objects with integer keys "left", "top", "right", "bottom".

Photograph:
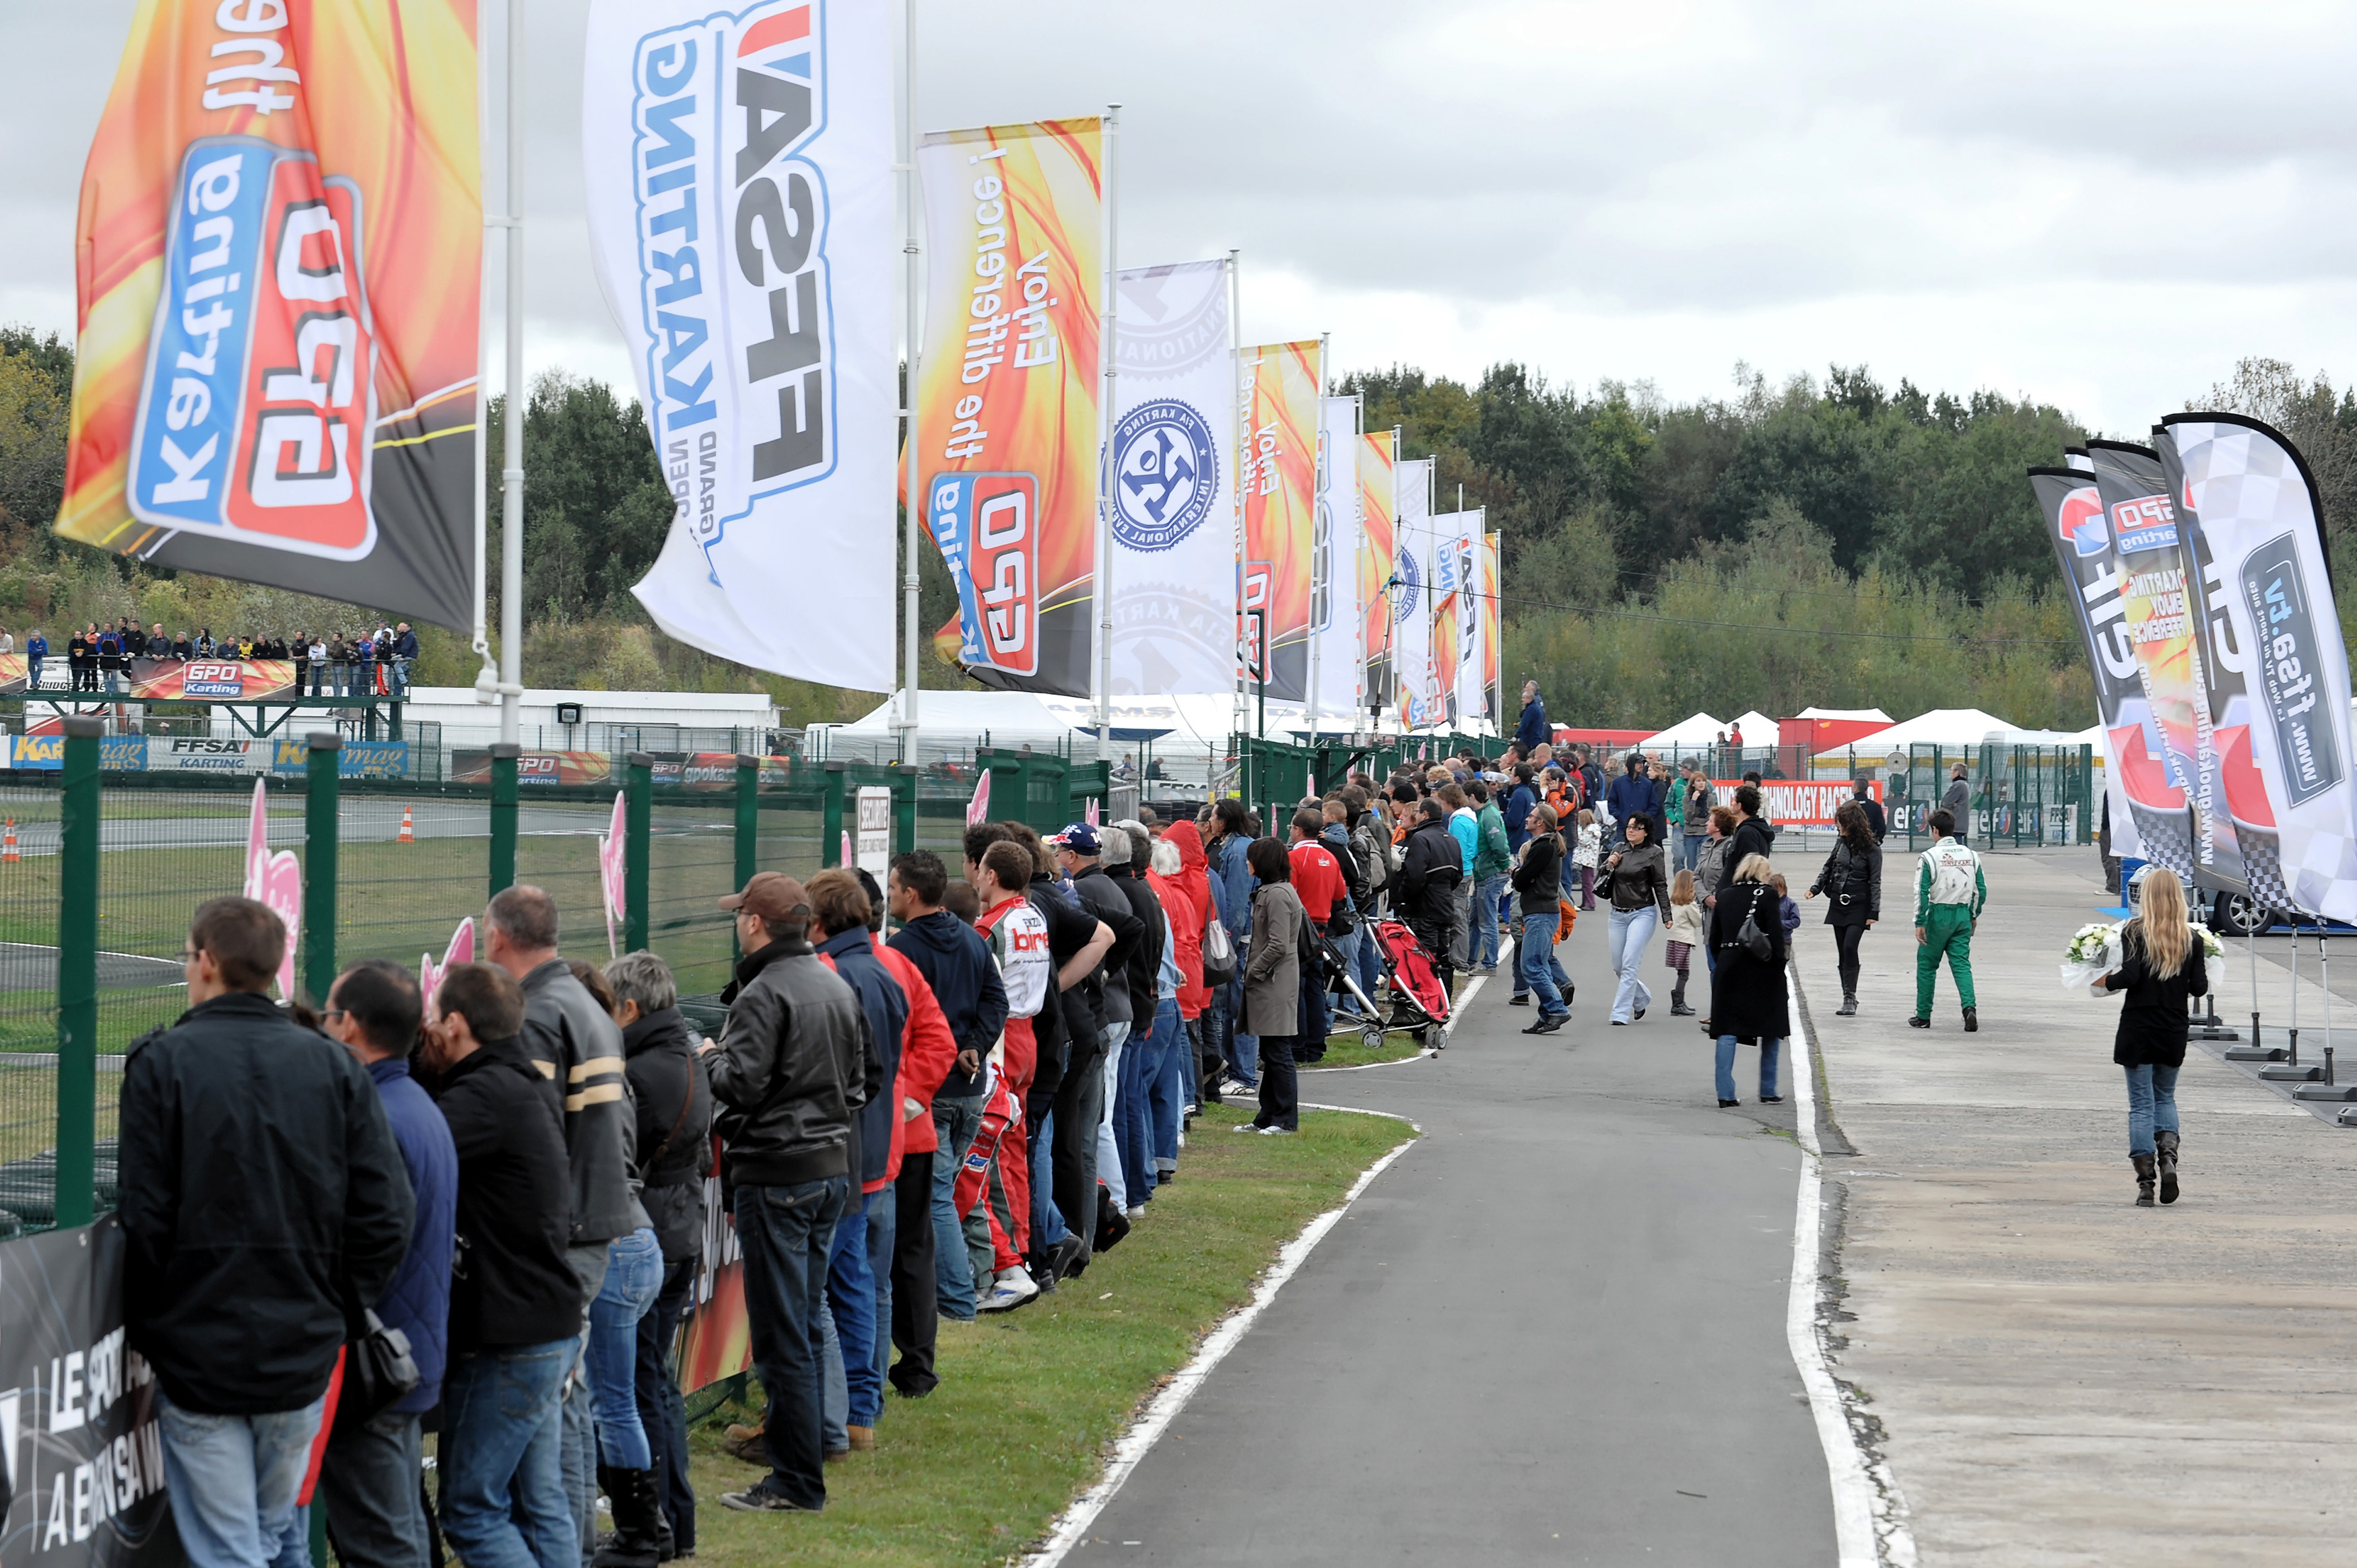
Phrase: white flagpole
[
  {"left": 1306, "top": 333, "right": 1328, "bottom": 748},
  {"left": 470, "top": 3, "right": 494, "bottom": 707},
  {"left": 497, "top": 0, "right": 527, "bottom": 743},
  {"left": 1093, "top": 104, "right": 1121, "bottom": 765},
  {"left": 898, "top": 0, "right": 922, "bottom": 761},
  {"left": 1229, "top": 251, "right": 1245, "bottom": 753}
]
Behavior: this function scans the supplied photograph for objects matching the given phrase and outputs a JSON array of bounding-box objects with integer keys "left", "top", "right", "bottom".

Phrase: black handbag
[
  {"left": 1735, "top": 887, "right": 1773, "bottom": 963},
  {"left": 335, "top": 1308, "right": 421, "bottom": 1432}
]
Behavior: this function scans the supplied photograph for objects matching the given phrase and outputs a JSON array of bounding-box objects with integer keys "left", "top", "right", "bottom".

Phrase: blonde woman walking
[{"left": 2094, "top": 873, "right": 2207, "bottom": 1206}]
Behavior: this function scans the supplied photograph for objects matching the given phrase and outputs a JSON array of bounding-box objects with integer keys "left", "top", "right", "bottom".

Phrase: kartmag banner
[
  {"left": 916, "top": 120, "right": 1104, "bottom": 697},
  {"left": 1393, "top": 456, "right": 1437, "bottom": 726},
  {"left": 1105, "top": 260, "right": 1235, "bottom": 697},
  {"left": 2157, "top": 414, "right": 2357, "bottom": 920},
  {"left": 1357, "top": 430, "right": 1397, "bottom": 711},
  {"left": 0, "top": 1217, "right": 176, "bottom": 1568},
  {"left": 1308, "top": 395, "right": 1362, "bottom": 715},
  {"left": 583, "top": 0, "right": 896, "bottom": 691},
  {"left": 1238, "top": 342, "right": 1319, "bottom": 704},
  {"left": 2030, "top": 467, "right": 2146, "bottom": 864},
  {"left": 61, "top": 0, "right": 482, "bottom": 632},
  {"left": 2086, "top": 441, "right": 2207, "bottom": 882}
]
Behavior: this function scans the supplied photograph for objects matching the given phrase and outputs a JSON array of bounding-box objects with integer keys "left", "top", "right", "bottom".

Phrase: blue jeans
[
  {"left": 1327, "top": 924, "right": 1363, "bottom": 1008},
  {"left": 1606, "top": 904, "right": 1659, "bottom": 1022},
  {"left": 1518, "top": 912, "right": 1571, "bottom": 1019},
  {"left": 1354, "top": 921, "right": 1384, "bottom": 1004},
  {"left": 1471, "top": 874, "right": 1507, "bottom": 967},
  {"left": 930, "top": 1092, "right": 986, "bottom": 1320},
  {"left": 587, "top": 1227, "right": 662, "bottom": 1469},
  {"left": 736, "top": 1174, "right": 851, "bottom": 1509},
  {"left": 1147, "top": 1005, "right": 1189, "bottom": 1173},
  {"left": 2124, "top": 1063, "right": 2181, "bottom": 1155},
  {"left": 438, "top": 1340, "right": 575, "bottom": 1568},
  {"left": 1122, "top": 1000, "right": 1174, "bottom": 1202},
  {"left": 1715, "top": 1035, "right": 1785, "bottom": 1102},
  {"left": 824, "top": 1188, "right": 879, "bottom": 1432},
  {"left": 1030, "top": 1107, "right": 1066, "bottom": 1250},
  {"left": 157, "top": 1390, "right": 326, "bottom": 1568},
  {"left": 1218, "top": 977, "right": 1257, "bottom": 1086}
]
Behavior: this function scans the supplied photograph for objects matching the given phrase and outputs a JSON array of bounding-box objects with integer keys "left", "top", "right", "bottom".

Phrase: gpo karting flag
[
  {"left": 583, "top": 0, "right": 896, "bottom": 691},
  {"left": 1107, "top": 259, "right": 1236, "bottom": 697},
  {"left": 2156, "top": 415, "right": 2357, "bottom": 920}
]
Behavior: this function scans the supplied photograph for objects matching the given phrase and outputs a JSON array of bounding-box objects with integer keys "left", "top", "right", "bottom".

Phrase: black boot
[
  {"left": 2131, "top": 1152, "right": 2157, "bottom": 1208},
  {"left": 594, "top": 1466, "right": 662, "bottom": 1568},
  {"left": 2155, "top": 1129, "right": 2180, "bottom": 1204},
  {"left": 1962, "top": 1006, "right": 1979, "bottom": 1032},
  {"left": 1836, "top": 992, "right": 1857, "bottom": 1016}
]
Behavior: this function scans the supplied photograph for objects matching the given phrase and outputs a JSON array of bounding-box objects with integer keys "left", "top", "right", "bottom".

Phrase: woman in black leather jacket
[{"left": 1805, "top": 800, "right": 1882, "bottom": 1017}]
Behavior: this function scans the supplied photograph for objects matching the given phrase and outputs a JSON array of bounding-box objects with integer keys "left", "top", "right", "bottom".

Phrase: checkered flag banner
[{"left": 2158, "top": 417, "right": 2357, "bottom": 923}]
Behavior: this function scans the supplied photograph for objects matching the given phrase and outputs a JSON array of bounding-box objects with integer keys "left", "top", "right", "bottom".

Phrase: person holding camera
[{"left": 1805, "top": 800, "right": 1882, "bottom": 1017}]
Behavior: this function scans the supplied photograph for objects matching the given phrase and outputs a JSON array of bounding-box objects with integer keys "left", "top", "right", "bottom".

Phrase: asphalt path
[
  {"left": 0, "top": 804, "right": 628, "bottom": 856},
  {"left": 1065, "top": 915, "right": 1838, "bottom": 1567}
]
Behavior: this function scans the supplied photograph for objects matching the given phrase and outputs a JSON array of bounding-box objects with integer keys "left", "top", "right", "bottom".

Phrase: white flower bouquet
[
  {"left": 2060, "top": 922, "right": 2123, "bottom": 994},
  {"left": 2060, "top": 920, "right": 2220, "bottom": 992}
]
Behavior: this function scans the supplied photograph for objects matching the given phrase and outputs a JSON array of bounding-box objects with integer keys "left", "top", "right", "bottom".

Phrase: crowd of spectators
[{"left": 6, "top": 619, "right": 418, "bottom": 696}]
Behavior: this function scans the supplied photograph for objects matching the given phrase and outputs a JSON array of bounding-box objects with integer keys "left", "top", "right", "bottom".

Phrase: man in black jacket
[
  {"left": 485, "top": 884, "right": 647, "bottom": 1555},
  {"left": 422, "top": 961, "right": 582, "bottom": 1568},
  {"left": 1397, "top": 798, "right": 1466, "bottom": 999},
  {"left": 1853, "top": 776, "right": 1888, "bottom": 844},
  {"left": 1727, "top": 784, "right": 1778, "bottom": 875},
  {"left": 120, "top": 897, "right": 413, "bottom": 1568},
  {"left": 1048, "top": 823, "right": 1143, "bottom": 1255},
  {"left": 698, "top": 873, "right": 868, "bottom": 1515}
]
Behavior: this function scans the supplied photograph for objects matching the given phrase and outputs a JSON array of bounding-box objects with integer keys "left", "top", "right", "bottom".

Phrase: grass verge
[{"left": 684, "top": 1099, "right": 1412, "bottom": 1568}]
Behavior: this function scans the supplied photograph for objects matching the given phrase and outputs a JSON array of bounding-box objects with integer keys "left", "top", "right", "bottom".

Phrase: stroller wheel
[
  {"left": 1361, "top": 1023, "right": 1387, "bottom": 1053},
  {"left": 1422, "top": 1024, "right": 1447, "bottom": 1052}
]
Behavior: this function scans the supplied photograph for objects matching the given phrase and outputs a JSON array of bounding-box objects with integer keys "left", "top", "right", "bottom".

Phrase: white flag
[
  {"left": 1108, "top": 260, "right": 1238, "bottom": 697},
  {"left": 1394, "top": 457, "right": 1437, "bottom": 728},
  {"left": 1309, "top": 396, "right": 1364, "bottom": 718},
  {"left": 583, "top": 0, "right": 896, "bottom": 690}
]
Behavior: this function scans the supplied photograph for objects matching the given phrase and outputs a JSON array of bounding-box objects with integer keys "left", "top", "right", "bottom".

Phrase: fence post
[
  {"left": 892, "top": 763, "right": 918, "bottom": 857},
  {"left": 53, "top": 716, "right": 101, "bottom": 1229},
  {"left": 2078, "top": 743, "right": 2094, "bottom": 842},
  {"left": 626, "top": 753, "right": 653, "bottom": 953},
  {"left": 304, "top": 732, "right": 341, "bottom": 1004},
  {"left": 489, "top": 741, "right": 519, "bottom": 896},
  {"left": 733, "top": 755, "right": 759, "bottom": 959},
  {"left": 822, "top": 761, "right": 846, "bottom": 867}
]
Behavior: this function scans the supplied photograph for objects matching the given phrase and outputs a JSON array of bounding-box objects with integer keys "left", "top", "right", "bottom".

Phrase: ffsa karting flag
[
  {"left": 915, "top": 120, "right": 1103, "bottom": 697},
  {"left": 1393, "top": 456, "right": 1438, "bottom": 726},
  {"left": 2157, "top": 415, "right": 2357, "bottom": 920},
  {"left": 1358, "top": 429, "right": 1397, "bottom": 710},
  {"left": 59, "top": 0, "right": 482, "bottom": 632},
  {"left": 1470, "top": 529, "right": 1500, "bottom": 724},
  {"left": 2086, "top": 440, "right": 2213, "bottom": 883},
  {"left": 585, "top": 0, "right": 896, "bottom": 691},
  {"left": 2030, "top": 465, "right": 2148, "bottom": 864},
  {"left": 1106, "top": 259, "right": 1235, "bottom": 697},
  {"left": 1429, "top": 510, "right": 1480, "bottom": 728},
  {"left": 1239, "top": 342, "right": 1320, "bottom": 704},
  {"left": 1307, "top": 395, "right": 1362, "bottom": 716}
]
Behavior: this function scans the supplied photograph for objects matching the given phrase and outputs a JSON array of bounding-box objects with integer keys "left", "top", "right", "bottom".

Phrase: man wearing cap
[
  {"left": 1046, "top": 823, "right": 1142, "bottom": 1256},
  {"left": 699, "top": 873, "right": 870, "bottom": 1515}
]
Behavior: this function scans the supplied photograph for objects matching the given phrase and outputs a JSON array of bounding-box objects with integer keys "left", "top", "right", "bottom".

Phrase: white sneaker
[
  {"left": 977, "top": 1268, "right": 1039, "bottom": 1313},
  {"left": 1125, "top": 1206, "right": 1146, "bottom": 1220}
]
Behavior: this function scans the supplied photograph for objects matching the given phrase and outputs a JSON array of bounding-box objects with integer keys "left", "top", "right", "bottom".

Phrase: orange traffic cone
[
  {"left": 2, "top": 820, "right": 16, "bottom": 862},
  {"left": 399, "top": 805, "right": 415, "bottom": 844}
]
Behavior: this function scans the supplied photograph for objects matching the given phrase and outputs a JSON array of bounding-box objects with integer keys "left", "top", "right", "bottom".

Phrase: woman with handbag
[
  {"left": 1240, "top": 837, "right": 1307, "bottom": 1134},
  {"left": 1805, "top": 800, "right": 1882, "bottom": 1017},
  {"left": 2094, "top": 872, "right": 2207, "bottom": 1206},
  {"left": 1708, "top": 853, "right": 1789, "bottom": 1107},
  {"left": 1509, "top": 803, "right": 1574, "bottom": 1032}
]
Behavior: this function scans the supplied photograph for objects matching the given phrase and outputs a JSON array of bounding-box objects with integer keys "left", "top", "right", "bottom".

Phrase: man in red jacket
[{"left": 1288, "top": 809, "right": 1346, "bottom": 1061}]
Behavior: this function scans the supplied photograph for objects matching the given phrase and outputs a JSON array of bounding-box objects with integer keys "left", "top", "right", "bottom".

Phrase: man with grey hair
[{"left": 485, "top": 883, "right": 646, "bottom": 1559}]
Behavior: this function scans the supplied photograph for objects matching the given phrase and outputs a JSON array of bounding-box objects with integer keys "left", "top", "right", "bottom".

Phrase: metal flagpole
[
  {"left": 469, "top": 2, "right": 495, "bottom": 708},
  {"left": 898, "top": 0, "right": 921, "bottom": 761},
  {"left": 498, "top": 0, "right": 526, "bottom": 744},
  {"left": 1093, "top": 104, "right": 1122, "bottom": 765},
  {"left": 1305, "top": 333, "right": 1327, "bottom": 751}
]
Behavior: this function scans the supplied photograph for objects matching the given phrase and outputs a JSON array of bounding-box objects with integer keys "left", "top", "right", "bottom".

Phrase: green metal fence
[{"left": 0, "top": 735, "right": 995, "bottom": 1237}]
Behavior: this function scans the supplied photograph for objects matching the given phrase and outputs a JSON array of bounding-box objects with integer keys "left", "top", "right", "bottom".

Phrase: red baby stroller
[{"left": 1364, "top": 918, "right": 1452, "bottom": 1052}]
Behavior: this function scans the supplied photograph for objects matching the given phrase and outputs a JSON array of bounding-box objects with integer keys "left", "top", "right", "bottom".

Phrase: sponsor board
[
  {"left": 449, "top": 750, "right": 615, "bottom": 788},
  {"left": 1710, "top": 778, "right": 1881, "bottom": 828},
  {"left": 148, "top": 737, "right": 263, "bottom": 773},
  {"left": 267, "top": 739, "right": 408, "bottom": 778}
]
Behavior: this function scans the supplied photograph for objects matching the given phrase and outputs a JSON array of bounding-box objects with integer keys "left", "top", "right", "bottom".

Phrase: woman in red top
[{"left": 1146, "top": 831, "right": 1205, "bottom": 1185}]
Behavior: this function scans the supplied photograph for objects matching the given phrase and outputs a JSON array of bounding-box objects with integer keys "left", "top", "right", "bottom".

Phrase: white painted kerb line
[
  {"left": 1022, "top": 1107, "right": 1420, "bottom": 1567},
  {"left": 1787, "top": 990, "right": 1913, "bottom": 1567}
]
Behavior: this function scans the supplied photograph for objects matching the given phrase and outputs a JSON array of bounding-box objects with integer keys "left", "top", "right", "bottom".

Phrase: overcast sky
[{"left": 7, "top": 0, "right": 2353, "bottom": 435}]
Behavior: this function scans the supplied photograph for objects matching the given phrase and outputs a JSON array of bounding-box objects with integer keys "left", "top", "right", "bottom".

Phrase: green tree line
[{"left": 3, "top": 323, "right": 2352, "bottom": 731}]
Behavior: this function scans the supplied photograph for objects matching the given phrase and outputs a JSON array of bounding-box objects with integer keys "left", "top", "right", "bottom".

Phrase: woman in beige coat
[{"left": 1240, "top": 836, "right": 1306, "bottom": 1134}]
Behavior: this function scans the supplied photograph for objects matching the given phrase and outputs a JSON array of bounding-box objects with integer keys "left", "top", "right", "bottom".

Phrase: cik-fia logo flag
[
  {"left": 1106, "top": 259, "right": 1235, "bottom": 698},
  {"left": 2158, "top": 415, "right": 2357, "bottom": 920},
  {"left": 584, "top": 0, "right": 896, "bottom": 691},
  {"left": 915, "top": 120, "right": 1104, "bottom": 698},
  {"left": 62, "top": 0, "right": 482, "bottom": 632}
]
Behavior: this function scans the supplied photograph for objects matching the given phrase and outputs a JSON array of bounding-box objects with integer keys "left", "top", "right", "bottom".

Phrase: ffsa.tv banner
[
  {"left": 0, "top": 1218, "right": 176, "bottom": 1568},
  {"left": 60, "top": 0, "right": 480, "bottom": 635},
  {"left": 916, "top": 119, "right": 1104, "bottom": 698},
  {"left": 583, "top": 0, "right": 896, "bottom": 693}
]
